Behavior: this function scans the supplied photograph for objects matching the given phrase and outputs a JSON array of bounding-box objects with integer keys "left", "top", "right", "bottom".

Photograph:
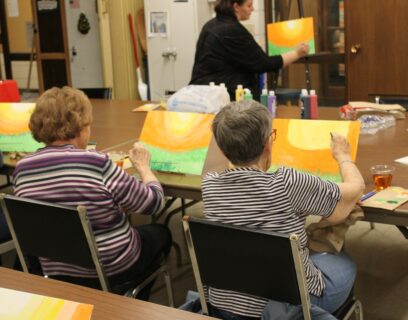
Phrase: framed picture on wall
[{"left": 148, "top": 11, "right": 169, "bottom": 38}]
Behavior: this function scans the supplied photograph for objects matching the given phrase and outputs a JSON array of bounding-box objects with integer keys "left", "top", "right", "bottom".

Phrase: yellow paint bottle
[{"left": 235, "top": 84, "right": 244, "bottom": 102}]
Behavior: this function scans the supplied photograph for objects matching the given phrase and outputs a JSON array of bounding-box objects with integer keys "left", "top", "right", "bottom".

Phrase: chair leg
[
  {"left": 124, "top": 263, "right": 175, "bottom": 308},
  {"left": 163, "top": 268, "right": 175, "bottom": 307},
  {"left": 126, "top": 268, "right": 161, "bottom": 298},
  {"left": 172, "top": 241, "right": 183, "bottom": 267},
  {"left": 370, "top": 222, "right": 375, "bottom": 230},
  {"left": 355, "top": 300, "right": 363, "bottom": 320}
]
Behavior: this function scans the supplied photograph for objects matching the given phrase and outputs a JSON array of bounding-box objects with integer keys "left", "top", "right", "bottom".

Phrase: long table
[
  {"left": 3, "top": 99, "right": 408, "bottom": 228},
  {"left": 0, "top": 267, "right": 212, "bottom": 320}
]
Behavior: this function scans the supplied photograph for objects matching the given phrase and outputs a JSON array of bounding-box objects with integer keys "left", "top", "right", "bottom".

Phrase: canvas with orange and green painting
[
  {"left": 0, "top": 287, "right": 93, "bottom": 320},
  {"left": 270, "top": 119, "right": 360, "bottom": 182},
  {"left": 139, "top": 111, "right": 214, "bottom": 175},
  {"left": 0, "top": 102, "right": 44, "bottom": 152},
  {"left": 267, "top": 17, "right": 315, "bottom": 56}
]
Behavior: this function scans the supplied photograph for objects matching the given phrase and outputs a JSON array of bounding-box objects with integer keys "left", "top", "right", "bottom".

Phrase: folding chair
[
  {"left": 0, "top": 239, "right": 14, "bottom": 265},
  {"left": 0, "top": 194, "right": 174, "bottom": 306},
  {"left": 182, "top": 216, "right": 363, "bottom": 320}
]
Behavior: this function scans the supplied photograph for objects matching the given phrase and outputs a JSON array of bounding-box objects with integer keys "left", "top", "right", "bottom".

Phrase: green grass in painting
[
  {"left": 268, "top": 164, "right": 341, "bottom": 183},
  {"left": 140, "top": 142, "right": 208, "bottom": 175},
  {"left": 0, "top": 133, "right": 44, "bottom": 152},
  {"left": 268, "top": 39, "right": 315, "bottom": 56}
]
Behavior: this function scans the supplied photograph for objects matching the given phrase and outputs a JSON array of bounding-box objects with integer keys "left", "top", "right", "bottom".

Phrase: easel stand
[{"left": 272, "top": 0, "right": 312, "bottom": 92}]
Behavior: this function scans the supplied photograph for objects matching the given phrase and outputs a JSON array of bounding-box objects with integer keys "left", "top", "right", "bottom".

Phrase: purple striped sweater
[{"left": 13, "top": 145, "right": 164, "bottom": 278}]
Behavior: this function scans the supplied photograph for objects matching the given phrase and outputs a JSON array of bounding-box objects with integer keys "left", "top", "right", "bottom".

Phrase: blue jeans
[{"left": 309, "top": 251, "right": 356, "bottom": 313}]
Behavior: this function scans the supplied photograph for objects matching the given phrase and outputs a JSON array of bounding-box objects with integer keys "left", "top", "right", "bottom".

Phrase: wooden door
[
  {"left": 346, "top": 0, "right": 408, "bottom": 101},
  {"left": 31, "top": 0, "right": 71, "bottom": 92}
]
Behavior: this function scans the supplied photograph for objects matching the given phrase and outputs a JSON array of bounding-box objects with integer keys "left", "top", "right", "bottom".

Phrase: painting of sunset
[
  {"left": 0, "top": 287, "right": 93, "bottom": 320},
  {"left": 139, "top": 111, "right": 214, "bottom": 175},
  {"left": 270, "top": 119, "right": 360, "bottom": 182},
  {"left": 267, "top": 17, "right": 315, "bottom": 56},
  {"left": 0, "top": 103, "right": 44, "bottom": 152}
]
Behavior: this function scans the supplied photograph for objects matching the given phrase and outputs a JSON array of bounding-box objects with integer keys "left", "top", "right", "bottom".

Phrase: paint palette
[{"left": 361, "top": 187, "right": 408, "bottom": 210}]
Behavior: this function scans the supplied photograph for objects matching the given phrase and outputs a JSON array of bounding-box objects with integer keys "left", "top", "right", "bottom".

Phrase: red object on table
[{"left": 0, "top": 80, "right": 20, "bottom": 102}]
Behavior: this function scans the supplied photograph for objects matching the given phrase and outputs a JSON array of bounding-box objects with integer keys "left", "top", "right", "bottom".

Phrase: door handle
[
  {"left": 71, "top": 46, "right": 77, "bottom": 62},
  {"left": 169, "top": 48, "right": 177, "bottom": 58},
  {"left": 162, "top": 51, "right": 171, "bottom": 58},
  {"left": 351, "top": 44, "right": 361, "bottom": 54}
]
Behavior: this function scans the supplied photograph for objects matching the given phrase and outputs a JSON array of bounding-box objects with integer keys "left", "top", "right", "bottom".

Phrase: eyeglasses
[{"left": 271, "top": 129, "right": 277, "bottom": 141}]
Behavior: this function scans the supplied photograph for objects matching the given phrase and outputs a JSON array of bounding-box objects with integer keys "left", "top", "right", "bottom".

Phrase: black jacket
[{"left": 190, "top": 14, "right": 283, "bottom": 101}]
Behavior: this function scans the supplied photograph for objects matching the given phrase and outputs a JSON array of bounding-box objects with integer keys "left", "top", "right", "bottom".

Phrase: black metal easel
[{"left": 272, "top": 0, "right": 312, "bottom": 92}]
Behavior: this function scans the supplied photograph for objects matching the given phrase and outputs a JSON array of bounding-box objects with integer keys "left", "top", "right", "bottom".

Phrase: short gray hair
[{"left": 212, "top": 100, "right": 272, "bottom": 165}]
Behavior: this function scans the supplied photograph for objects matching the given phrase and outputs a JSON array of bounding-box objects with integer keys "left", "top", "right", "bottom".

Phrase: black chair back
[
  {"left": 184, "top": 217, "right": 304, "bottom": 305},
  {"left": 79, "top": 88, "right": 112, "bottom": 99},
  {"left": 0, "top": 194, "right": 109, "bottom": 290},
  {"left": 183, "top": 216, "right": 363, "bottom": 320}
]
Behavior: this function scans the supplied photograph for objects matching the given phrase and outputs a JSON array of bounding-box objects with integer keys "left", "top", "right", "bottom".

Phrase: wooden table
[
  {"left": 3, "top": 100, "right": 408, "bottom": 227},
  {"left": 0, "top": 267, "right": 212, "bottom": 320}
]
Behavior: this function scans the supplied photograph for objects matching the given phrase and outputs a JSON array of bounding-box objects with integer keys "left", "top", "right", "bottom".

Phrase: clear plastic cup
[
  {"left": 108, "top": 151, "right": 126, "bottom": 168},
  {"left": 370, "top": 165, "right": 395, "bottom": 191}
]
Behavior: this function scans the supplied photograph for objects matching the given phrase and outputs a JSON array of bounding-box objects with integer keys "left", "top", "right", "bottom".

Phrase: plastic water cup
[
  {"left": 370, "top": 165, "right": 395, "bottom": 191},
  {"left": 108, "top": 151, "right": 126, "bottom": 168}
]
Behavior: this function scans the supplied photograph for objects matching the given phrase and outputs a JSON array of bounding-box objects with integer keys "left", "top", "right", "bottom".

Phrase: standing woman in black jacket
[{"left": 190, "top": 0, "right": 309, "bottom": 101}]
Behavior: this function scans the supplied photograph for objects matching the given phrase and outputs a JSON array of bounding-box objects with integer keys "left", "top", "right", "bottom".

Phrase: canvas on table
[
  {"left": 270, "top": 119, "right": 360, "bottom": 182},
  {"left": 0, "top": 287, "right": 93, "bottom": 320},
  {"left": 0, "top": 103, "right": 44, "bottom": 152},
  {"left": 139, "top": 111, "right": 214, "bottom": 175}
]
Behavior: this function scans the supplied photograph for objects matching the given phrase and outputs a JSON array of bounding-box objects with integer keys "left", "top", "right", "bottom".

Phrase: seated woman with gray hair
[
  {"left": 13, "top": 87, "right": 171, "bottom": 299},
  {"left": 202, "top": 100, "right": 365, "bottom": 319}
]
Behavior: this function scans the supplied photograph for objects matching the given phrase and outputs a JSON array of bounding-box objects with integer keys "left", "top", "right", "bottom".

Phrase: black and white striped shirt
[{"left": 202, "top": 167, "right": 341, "bottom": 317}]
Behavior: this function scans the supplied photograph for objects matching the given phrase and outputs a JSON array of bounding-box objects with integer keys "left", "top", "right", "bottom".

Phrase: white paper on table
[{"left": 394, "top": 156, "right": 408, "bottom": 165}]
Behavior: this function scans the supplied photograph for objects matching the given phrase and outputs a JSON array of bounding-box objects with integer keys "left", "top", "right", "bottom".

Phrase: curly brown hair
[{"left": 29, "top": 86, "right": 93, "bottom": 144}]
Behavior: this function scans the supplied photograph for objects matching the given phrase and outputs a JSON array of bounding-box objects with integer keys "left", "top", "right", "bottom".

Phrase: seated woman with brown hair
[{"left": 13, "top": 87, "right": 172, "bottom": 299}]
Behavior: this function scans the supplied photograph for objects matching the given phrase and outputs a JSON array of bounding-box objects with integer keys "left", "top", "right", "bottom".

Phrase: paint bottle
[
  {"left": 260, "top": 89, "right": 268, "bottom": 108},
  {"left": 219, "top": 83, "right": 226, "bottom": 88},
  {"left": 244, "top": 89, "right": 253, "bottom": 101},
  {"left": 309, "top": 89, "right": 318, "bottom": 119},
  {"left": 235, "top": 84, "right": 244, "bottom": 102},
  {"left": 268, "top": 90, "right": 277, "bottom": 118},
  {"left": 209, "top": 82, "right": 215, "bottom": 87},
  {"left": 299, "top": 89, "right": 309, "bottom": 119}
]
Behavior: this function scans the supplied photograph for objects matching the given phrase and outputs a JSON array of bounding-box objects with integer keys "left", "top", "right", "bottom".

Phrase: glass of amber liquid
[
  {"left": 370, "top": 165, "right": 395, "bottom": 191},
  {"left": 108, "top": 151, "right": 126, "bottom": 168}
]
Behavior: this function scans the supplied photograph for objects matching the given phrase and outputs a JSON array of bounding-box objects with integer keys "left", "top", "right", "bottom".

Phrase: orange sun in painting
[
  {"left": 0, "top": 103, "right": 35, "bottom": 135},
  {"left": 139, "top": 111, "right": 214, "bottom": 152},
  {"left": 268, "top": 17, "right": 314, "bottom": 47}
]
